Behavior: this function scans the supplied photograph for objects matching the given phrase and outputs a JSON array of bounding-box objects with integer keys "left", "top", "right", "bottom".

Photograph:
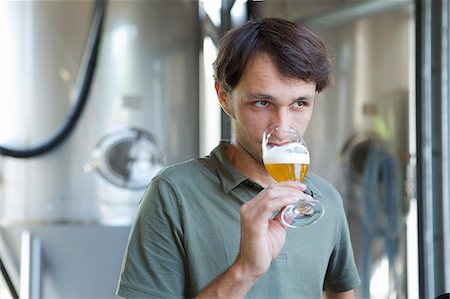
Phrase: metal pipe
[
  {"left": 417, "top": 0, "right": 450, "bottom": 296},
  {"left": 297, "top": 0, "right": 411, "bottom": 29},
  {"left": 20, "top": 231, "right": 41, "bottom": 299},
  {"left": 441, "top": 0, "right": 450, "bottom": 292},
  {"left": 416, "top": 0, "right": 436, "bottom": 297}
]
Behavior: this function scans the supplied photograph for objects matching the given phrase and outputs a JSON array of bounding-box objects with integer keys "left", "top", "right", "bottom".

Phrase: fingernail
[
  {"left": 297, "top": 182, "right": 307, "bottom": 191},
  {"left": 298, "top": 192, "right": 313, "bottom": 200}
]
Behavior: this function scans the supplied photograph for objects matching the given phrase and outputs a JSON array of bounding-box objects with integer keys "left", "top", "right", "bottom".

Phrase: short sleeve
[
  {"left": 116, "top": 176, "right": 186, "bottom": 298},
  {"left": 323, "top": 204, "right": 361, "bottom": 292}
]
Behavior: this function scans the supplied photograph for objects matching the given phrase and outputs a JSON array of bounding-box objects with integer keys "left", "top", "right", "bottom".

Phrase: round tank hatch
[{"left": 91, "top": 128, "right": 165, "bottom": 189}]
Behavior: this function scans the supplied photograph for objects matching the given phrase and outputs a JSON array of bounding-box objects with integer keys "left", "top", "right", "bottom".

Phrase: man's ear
[{"left": 215, "top": 82, "right": 233, "bottom": 118}]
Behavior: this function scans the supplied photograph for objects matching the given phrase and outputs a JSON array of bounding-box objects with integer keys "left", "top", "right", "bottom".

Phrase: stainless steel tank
[
  {"left": 248, "top": 1, "right": 413, "bottom": 298},
  {"left": 0, "top": 0, "right": 199, "bottom": 226},
  {"left": 305, "top": 7, "right": 412, "bottom": 298},
  {"left": 0, "top": 1, "right": 199, "bottom": 297},
  {"left": 0, "top": 1, "right": 199, "bottom": 224}
]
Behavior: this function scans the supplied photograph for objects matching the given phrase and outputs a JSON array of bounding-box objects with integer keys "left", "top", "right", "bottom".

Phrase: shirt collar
[
  {"left": 303, "top": 176, "right": 323, "bottom": 199},
  {"left": 209, "top": 140, "right": 323, "bottom": 199},
  {"left": 209, "top": 140, "right": 250, "bottom": 193}
]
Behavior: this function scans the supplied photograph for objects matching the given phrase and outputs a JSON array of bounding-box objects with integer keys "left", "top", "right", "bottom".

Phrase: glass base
[{"left": 281, "top": 200, "right": 325, "bottom": 228}]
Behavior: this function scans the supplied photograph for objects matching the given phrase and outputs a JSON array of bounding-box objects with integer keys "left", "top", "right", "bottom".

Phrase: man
[{"left": 117, "top": 18, "right": 360, "bottom": 298}]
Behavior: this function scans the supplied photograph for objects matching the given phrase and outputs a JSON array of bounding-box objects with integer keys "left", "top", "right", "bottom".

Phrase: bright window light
[
  {"left": 200, "top": 36, "right": 221, "bottom": 156},
  {"left": 200, "top": 0, "right": 221, "bottom": 27},
  {"left": 231, "top": 0, "right": 247, "bottom": 27},
  {"left": 0, "top": 2, "right": 19, "bottom": 143}
]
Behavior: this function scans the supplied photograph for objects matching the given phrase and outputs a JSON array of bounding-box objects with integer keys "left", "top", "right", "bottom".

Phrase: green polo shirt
[{"left": 117, "top": 141, "right": 360, "bottom": 298}]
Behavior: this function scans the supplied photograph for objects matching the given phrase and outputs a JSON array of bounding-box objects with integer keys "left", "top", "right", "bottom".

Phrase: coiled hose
[{"left": 0, "top": 0, "right": 106, "bottom": 158}]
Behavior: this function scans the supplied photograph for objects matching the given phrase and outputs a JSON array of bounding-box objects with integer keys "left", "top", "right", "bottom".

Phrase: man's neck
[{"left": 225, "top": 141, "right": 275, "bottom": 187}]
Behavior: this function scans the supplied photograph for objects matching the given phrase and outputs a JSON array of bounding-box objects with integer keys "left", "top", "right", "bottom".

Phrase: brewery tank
[
  {"left": 0, "top": 0, "right": 199, "bottom": 226},
  {"left": 246, "top": 1, "right": 413, "bottom": 298}
]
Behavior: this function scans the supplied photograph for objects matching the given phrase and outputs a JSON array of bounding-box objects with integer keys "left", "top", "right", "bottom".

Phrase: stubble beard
[{"left": 232, "top": 121, "right": 265, "bottom": 167}]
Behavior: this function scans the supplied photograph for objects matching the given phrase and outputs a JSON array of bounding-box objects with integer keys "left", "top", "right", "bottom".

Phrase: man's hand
[
  {"left": 196, "top": 181, "right": 306, "bottom": 298},
  {"left": 234, "top": 180, "right": 307, "bottom": 279}
]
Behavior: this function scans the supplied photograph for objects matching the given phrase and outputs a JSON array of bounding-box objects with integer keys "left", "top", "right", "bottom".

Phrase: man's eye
[
  {"left": 292, "top": 101, "right": 305, "bottom": 109},
  {"left": 254, "top": 100, "right": 269, "bottom": 108}
]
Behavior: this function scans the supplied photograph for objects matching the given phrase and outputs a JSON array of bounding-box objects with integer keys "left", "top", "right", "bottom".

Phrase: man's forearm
[
  {"left": 195, "top": 262, "right": 259, "bottom": 299},
  {"left": 324, "top": 290, "right": 356, "bottom": 299}
]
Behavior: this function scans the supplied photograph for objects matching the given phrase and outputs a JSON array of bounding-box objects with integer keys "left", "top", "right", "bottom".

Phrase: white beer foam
[{"left": 263, "top": 143, "right": 310, "bottom": 164}]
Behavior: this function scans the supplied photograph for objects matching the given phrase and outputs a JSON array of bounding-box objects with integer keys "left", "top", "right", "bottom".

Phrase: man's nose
[{"left": 272, "top": 107, "right": 291, "bottom": 127}]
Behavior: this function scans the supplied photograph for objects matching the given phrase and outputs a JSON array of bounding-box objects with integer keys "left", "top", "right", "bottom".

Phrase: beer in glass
[{"left": 262, "top": 124, "right": 324, "bottom": 227}]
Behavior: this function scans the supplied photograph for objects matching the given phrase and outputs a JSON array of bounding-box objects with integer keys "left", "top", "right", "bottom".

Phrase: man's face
[{"left": 217, "top": 54, "right": 317, "bottom": 164}]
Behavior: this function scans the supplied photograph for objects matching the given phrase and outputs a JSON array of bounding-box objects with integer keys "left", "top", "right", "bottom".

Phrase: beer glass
[{"left": 262, "top": 124, "right": 324, "bottom": 228}]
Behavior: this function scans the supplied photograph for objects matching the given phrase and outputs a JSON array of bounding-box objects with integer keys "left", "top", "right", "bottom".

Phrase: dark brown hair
[{"left": 213, "top": 18, "right": 333, "bottom": 93}]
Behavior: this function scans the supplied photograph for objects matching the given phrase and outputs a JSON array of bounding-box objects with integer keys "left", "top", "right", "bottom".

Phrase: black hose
[
  {"left": 0, "top": 0, "right": 106, "bottom": 158},
  {"left": 0, "top": 256, "right": 19, "bottom": 299}
]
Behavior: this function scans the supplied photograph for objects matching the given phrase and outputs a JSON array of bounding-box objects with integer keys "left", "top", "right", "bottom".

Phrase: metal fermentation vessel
[
  {"left": 251, "top": 1, "right": 414, "bottom": 298},
  {"left": 0, "top": 1, "right": 199, "bottom": 297},
  {"left": 307, "top": 6, "right": 413, "bottom": 298}
]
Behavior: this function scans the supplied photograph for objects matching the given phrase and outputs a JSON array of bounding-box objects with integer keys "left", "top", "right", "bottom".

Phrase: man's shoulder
[
  {"left": 307, "top": 173, "right": 339, "bottom": 193},
  {"left": 307, "top": 172, "right": 343, "bottom": 206},
  {"left": 157, "top": 156, "right": 216, "bottom": 183}
]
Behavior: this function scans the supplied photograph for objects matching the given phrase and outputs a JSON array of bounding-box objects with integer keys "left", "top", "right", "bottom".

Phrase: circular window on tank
[{"left": 91, "top": 128, "right": 165, "bottom": 189}]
